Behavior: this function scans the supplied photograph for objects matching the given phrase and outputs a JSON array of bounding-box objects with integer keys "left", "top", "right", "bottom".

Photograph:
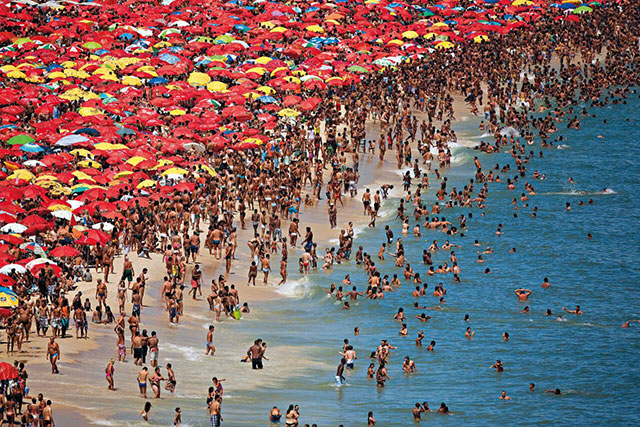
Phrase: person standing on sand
[
  {"left": 43, "top": 400, "right": 54, "bottom": 426},
  {"left": 46, "top": 337, "right": 60, "bottom": 374},
  {"left": 105, "top": 359, "right": 115, "bottom": 390}
]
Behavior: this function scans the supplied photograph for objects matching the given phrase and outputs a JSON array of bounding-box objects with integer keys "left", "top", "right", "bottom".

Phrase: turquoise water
[
  {"left": 29, "top": 93, "right": 640, "bottom": 426},
  {"left": 219, "top": 93, "right": 640, "bottom": 425}
]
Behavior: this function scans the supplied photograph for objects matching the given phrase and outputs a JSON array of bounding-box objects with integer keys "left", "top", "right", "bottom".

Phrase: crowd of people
[{"left": 0, "top": 0, "right": 638, "bottom": 424}]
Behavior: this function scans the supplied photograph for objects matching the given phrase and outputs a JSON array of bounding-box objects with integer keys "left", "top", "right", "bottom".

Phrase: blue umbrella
[
  {"left": 20, "top": 143, "right": 44, "bottom": 153},
  {"left": 118, "top": 33, "right": 135, "bottom": 40},
  {"left": 117, "top": 128, "right": 137, "bottom": 136},
  {"left": 94, "top": 49, "right": 110, "bottom": 56},
  {"left": 74, "top": 127, "right": 100, "bottom": 136},
  {"left": 234, "top": 24, "right": 250, "bottom": 31},
  {"left": 257, "top": 96, "right": 277, "bottom": 103},
  {"left": 159, "top": 53, "right": 180, "bottom": 64},
  {"left": 149, "top": 77, "right": 168, "bottom": 86}
]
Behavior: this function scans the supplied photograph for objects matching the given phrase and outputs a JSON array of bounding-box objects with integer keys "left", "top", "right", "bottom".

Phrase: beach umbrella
[
  {"left": 0, "top": 362, "right": 18, "bottom": 380},
  {"left": 7, "top": 134, "right": 34, "bottom": 145},
  {"left": 1, "top": 223, "right": 27, "bottom": 234},
  {"left": 49, "top": 245, "right": 81, "bottom": 257},
  {"left": 0, "top": 274, "right": 15, "bottom": 287},
  {"left": 0, "top": 264, "right": 26, "bottom": 274},
  {"left": 572, "top": 6, "right": 593, "bottom": 14}
]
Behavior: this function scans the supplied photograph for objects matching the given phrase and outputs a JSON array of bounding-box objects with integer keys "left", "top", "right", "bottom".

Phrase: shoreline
[{"left": 18, "top": 91, "right": 485, "bottom": 425}]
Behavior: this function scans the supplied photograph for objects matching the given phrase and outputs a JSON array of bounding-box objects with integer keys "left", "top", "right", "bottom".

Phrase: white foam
[
  {"left": 164, "top": 344, "right": 202, "bottom": 361},
  {"left": 89, "top": 419, "right": 116, "bottom": 426},
  {"left": 276, "top": 276, "right": 314, "bottom": 297},
  {"left": 556, "top": 144, "right": 570, "bottom": 150}
]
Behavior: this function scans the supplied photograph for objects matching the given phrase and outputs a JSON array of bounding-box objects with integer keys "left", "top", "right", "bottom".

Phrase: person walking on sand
[
  {"left": 47, "top": 337, "right": 60, "bottom": 374},
  {"left": 106, "top": 358, "right": 115, "bottom": 390}
]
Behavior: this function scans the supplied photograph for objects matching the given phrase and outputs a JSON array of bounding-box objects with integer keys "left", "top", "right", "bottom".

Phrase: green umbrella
[
  {"left": 7, "top": 135, "right": 35, "bottom": 145},
  {"left": 82, "top": 41, "right": 102, "bottom": 50},
  {"left": 348, "top": 65, "right": 369, "bottom": 73},
  {"left": 420, "top": 10, "right": 434, "bottom": 17},
  {"left": 573, "top": 6, "right": 593, "bottom": 14}
]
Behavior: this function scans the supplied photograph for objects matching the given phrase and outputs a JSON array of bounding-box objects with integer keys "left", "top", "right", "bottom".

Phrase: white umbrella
[
  {"left": 55, "top": 134, "right": 88, "bottom": 146},
  {"left": 23, "top": 160, "right": 46, "bottom": 167},
  {"left": 26, "top": 258, "right": 57, "bottom": 271},
  {"left": 0, "top": 264, "right": 27, "bottom": 274},
  {"left": 51, "top": 210, "right": 73, "bottom": 220},
  {"left": 1, "top": 223, "right": 28, "bottom": 233},
  {"left": 92, "top": 222, "right": 115, "bottom": 232},
  {"left": 184, "top": 142, "right": 206, "bottom": 153}
]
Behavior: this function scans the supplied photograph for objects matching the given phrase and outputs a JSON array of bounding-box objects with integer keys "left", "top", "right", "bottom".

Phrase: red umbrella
[
  {"left": 0, "top": 273, "right": 15, "bottom": 287},
  {"left": 49, "top": 245, "right": 81, "bottom": 258},
  {"left": 0, "top": 308, "right": 12, "bottom": 319},
  {"left": 0, "top": 362, "right": 18, "bottom": 381},
  {"left": 75, "top": 235, "right": 98, "bottom": 245}
]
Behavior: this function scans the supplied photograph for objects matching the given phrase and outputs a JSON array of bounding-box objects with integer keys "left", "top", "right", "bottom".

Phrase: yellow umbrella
[
  {"left": 305, "top": 25, "right": 324, "bottom": 33},
  {"left": 257, "top": 86, "right": 275, "bottom": 94},
  {"left": 196, "top": 165, "right": 216, "bottom": 176},
  {"left": 435, "top": 41, "right": 455, "bottom": 49},
  {"left": 402, "top": 30, "right": 419, "bottom": 39},
  {"left": 270, "top": 27, "right": 287, "bottom": 33},
  {"left": 255, "top": 56, "right": 273, "bottom": 64},
  {"left": 126, "top": 156, "right": 147, "bottom": 166},
  {"left": 71, "top": 171, "right": 94, "bottom": 181},
  {"left": 387, "top": 39, "right": 403, "bottom": 45},
  {"left": 246, "top": 67, "right": 267, "bottom": 75},
  {"left": 6, "top": 70, "right": 26, "bottom": 79},
  {"left": 70, "top": 148, "right": 92, "bottom": 157},
  {"left": 283, "top": 76, "right": 301, "bottom": 84},
  {"left": 150, "top": 159, "right": 173, "bottom": 170},
  {"left": 77, "top": 159, "right": 101, "bottom": 169},
  {"left": 114, "top": 170, "right": 133, "bottom": 179},
  {"left": 473, "top": 35, "right": 489, "bottom": 43},
  {"left": 122, "top": 75, "right": 142, "bottom": 86},
  {"left": 188, "top": 72, "right": 211, "bottom": 86},
  {"left": 169, "top": 109, "right": 186, "bottom": 116},
  {"left": 78, "top": 107, "right": 103, "bottom": 116},
  {"left": 512, "top": 0, "right": 533, "bottom": 4},
  {"left": 48, "top": 204, "right": 71, "bottom": 211},
  {"left": 206, "top": 81, "right": 228, "bottom": 92},
  {"left": 0, "top": 289, "right": 18, "bottom": 308},
  {"left": 136, "top": 179, "right": 156, "bottom": 189},
  {"left": 161, "top": 167, "right": 188, "bottom": 176},
  {"left": 47, "top": 71, "right": 67, "bottom": 80},
  {"left": 7, "top": 169, "right": 34, "bottom": 181},
  {"left": 94, "top": 143, "right": 128, "bottom": 150},
  {"left": 278, "top": 108, "right": 300, "bottom": 117}
]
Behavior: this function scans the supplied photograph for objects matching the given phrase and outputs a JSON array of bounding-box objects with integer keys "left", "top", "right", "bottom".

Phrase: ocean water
[{"left": 29, "top": 93, "right": 640, "bottom": 426}]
